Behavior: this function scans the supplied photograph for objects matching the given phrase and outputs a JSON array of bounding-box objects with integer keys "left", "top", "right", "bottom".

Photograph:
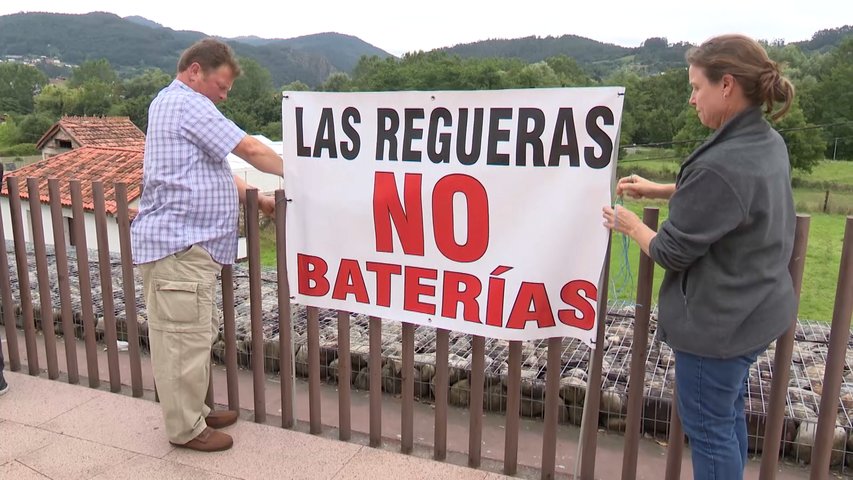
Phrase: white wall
[
  {"left": 0, "top": 197, "right": 126, "bottom": 254},
  {"left": 228, "top": 134, "right": 284, "bottom": 194}
]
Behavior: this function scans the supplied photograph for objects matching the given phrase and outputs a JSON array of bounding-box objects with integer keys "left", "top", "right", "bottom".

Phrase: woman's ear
[{"left": 721, "top": 73, "right": 736, "bottom": 98}]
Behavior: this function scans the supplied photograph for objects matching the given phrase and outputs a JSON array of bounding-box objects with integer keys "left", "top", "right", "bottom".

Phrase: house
[
  {"left": 35, "top": 116, "right": 145, "bottom": 159},
  {"left": 0, "top": 146, "right": 143, "bottom": 254}
]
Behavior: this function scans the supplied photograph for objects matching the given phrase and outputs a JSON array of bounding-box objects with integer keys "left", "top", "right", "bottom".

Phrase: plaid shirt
[{"left": 132, "top": 80, "right": 246, "bottom": 265}]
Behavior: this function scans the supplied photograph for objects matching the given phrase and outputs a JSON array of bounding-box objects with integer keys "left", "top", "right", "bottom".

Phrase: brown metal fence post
[
  {"left": 221, "top": 265, "right": 240, "bottom": 411},
  {"left": 664, "top": 383, "right": 684, "bottom": 480},
  {"left": 621, "top": 207, "right": 659, "bottom": 480},
  {"left": 115, "top": 183, "right": 143, "bottom": 397},
  {"left": 26, "top": 177, "right": 59, "bottom": 380},
  {"left": 245, "top": 189, "right": 266, "bottom": 423},
  {"left": 760, "top": 214, "right": 810, "bottom": 478},
  {"left": 542, "top": 336, "right": 563, "bottom": 479},
  {"left": 70, "top": 180, "right": 100, "bottom": 388},
  {"left": 337, "top": 311, "right": 351, "bottom": 440},
  {"left": 369, "top": 315, "right": 382, "bottom": 447},
  {"left": 48, "top": 179, "right": 79, "bottom": 384},
  {"left": 810, "top": 216, "right": 853, "bottom": 479},
  {"left": 0, "top": 181, "right": 21, "bottom": 372},
  {"left": 434, "top": 328, "right": 449, "bottom": 460},
  {"left": 7, "top": 176, "right": 39, "bottom": 375},
  {"left": 579, "top": 242, "right": 611, "bottom": 480},
  {"left": 469, "top": 335, "right": 486, "bottom": 468},
  {"left": 504, "top": 340, "right": 522, "bottom": 475},
  {"left": 92, "top": 182, "right": 121, "bottom": 392},
  {"left": 401, "top": 322, "right": 415, "bottom": 454},
  {"left": 307, "top": 306, "right": 322, "bottom": 434},
  {"left": 274, "top": 190, "right": 294, "bottom": 428}
]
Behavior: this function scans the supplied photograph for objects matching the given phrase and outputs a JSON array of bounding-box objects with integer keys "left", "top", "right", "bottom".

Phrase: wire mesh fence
[{"left": 2, "top": 239, "right": 852, "bottom": 472}]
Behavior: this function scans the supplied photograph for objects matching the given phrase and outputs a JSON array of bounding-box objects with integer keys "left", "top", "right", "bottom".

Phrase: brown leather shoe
[
  {"left": 206, "top": 410, "right": 239, "bottom": 429},
  {"left": 170, "top": 427, "right": 232, "bottom": 452}
]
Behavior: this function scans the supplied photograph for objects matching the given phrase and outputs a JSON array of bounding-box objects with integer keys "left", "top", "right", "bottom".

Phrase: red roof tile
[
  {"left": 1, "top": 146, "right": 143, "bottom": 215},
  {"left": 35, "top": 116, "right": 145, "bottom": 150}
]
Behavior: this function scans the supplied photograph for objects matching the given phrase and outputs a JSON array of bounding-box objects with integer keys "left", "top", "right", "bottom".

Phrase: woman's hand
[
  {"left": 617, "top": 174, "right": 663, "bottom": 199},
  {"left": 602, "top": 205, "right": 643, "bottom": 237},
  {"left": 258, "top": 194, "right": 276, "bottom": 218}
]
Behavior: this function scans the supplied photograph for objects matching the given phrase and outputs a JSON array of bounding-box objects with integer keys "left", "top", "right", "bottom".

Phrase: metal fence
[{"left": 0, "top": 176, "right": 852, "bottom": 479}]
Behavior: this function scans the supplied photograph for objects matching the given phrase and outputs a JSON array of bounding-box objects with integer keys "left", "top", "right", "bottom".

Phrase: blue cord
[{"left": 610, "top": 196, "right": 635, "bottom": 303}]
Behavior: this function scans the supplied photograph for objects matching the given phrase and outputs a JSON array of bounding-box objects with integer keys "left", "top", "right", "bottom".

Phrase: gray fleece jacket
[{"left": 649, "top": 106, "right": 796, "bottom": 358}]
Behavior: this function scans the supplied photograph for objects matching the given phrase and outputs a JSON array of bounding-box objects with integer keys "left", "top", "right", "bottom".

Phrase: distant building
[
  {"left": 0, "top": 146, "right": 143, "bottom": 253},
  {"left": 35, "top": 116, "right": 145, "bottom": 159}
]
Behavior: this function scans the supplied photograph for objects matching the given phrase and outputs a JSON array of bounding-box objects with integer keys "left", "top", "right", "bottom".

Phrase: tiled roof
[
  {"left": 0, "top": 146, "right": 143, "bottom": 215},
  {"left": 35, "top": 116, "right": 145, "bottom": 150}
]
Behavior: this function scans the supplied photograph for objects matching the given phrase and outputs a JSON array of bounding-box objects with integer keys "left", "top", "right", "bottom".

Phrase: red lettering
[
  {"left": 432, "top": 174, "right": 489, "bottom": 263},
  {"left": 366, "top": 261, "right": 402, "bottom": 307},
  {"left": 373, "top": 172, "right": 424, "bottom": 256},
  {"left": 558, "top": 280, "right": 597, "bottom": 330},
  {"left": 332, "top": 258, "right": 369, "bottom": 303},
  {"left": 441, "top": 271, "right": 482, "bottom": 323},
  {"left": 297, "top": 254, "right": 330, "bottom": 296},
  {"left": 404, "top": 266, "right": 437, "bottom": 314},
  {"left": 506, "top": 282, "right": 555, "bottom": 329}
]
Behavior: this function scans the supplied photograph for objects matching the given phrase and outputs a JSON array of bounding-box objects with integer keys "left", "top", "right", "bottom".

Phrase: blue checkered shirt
[{"left": 132, "top": 79, "right": 246, "bottom": 265}]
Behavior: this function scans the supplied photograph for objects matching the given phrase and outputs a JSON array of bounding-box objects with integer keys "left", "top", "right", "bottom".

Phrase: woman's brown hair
[{"left": 686, "top": 34, "right": 794, "bottom": 121}]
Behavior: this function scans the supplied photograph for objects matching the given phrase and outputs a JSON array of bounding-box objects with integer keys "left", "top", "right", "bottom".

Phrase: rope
[{"left": 609, "top": 195, "right": 635, "bottom": 303}]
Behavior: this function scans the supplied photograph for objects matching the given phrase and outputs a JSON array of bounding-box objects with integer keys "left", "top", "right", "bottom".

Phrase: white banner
[{"left": 282, "top": 88, "right": 624, "bottom": 345}]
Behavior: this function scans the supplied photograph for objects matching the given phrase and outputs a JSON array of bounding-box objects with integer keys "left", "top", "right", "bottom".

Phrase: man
[{"left": 132, "top": 38, "right": 283, "bottom": 452}]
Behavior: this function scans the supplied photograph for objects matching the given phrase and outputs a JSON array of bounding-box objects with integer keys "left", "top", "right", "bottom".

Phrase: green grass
[{"left": 793, "top": 160, "right": 853, "bottom": 188}]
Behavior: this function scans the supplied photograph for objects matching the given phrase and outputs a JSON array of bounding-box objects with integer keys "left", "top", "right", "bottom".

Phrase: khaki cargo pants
[{"left": 141, "top": 245, "right": 222, "bottom": 444}]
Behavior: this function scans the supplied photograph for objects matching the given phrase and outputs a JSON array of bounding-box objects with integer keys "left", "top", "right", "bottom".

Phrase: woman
[{"left": 603, "top": 34, "right": 796, "bottom": 480}]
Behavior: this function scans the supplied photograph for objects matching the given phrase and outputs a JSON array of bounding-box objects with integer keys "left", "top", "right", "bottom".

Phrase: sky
[{"left": 1, "top": 1, "right": 850, "bottom": 56}]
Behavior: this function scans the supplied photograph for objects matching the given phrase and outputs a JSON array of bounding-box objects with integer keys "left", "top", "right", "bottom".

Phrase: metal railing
[{"left": 0, "top": 175, "right": 852, "bottom": 479}]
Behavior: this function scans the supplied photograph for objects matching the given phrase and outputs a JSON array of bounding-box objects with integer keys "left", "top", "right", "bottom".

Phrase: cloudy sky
[{"left": 1, "top": 1, "right": 849, "bottom": 55}]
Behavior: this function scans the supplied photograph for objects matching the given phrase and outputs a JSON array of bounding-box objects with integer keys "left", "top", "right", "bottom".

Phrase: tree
[
  {"left": 113, "top": 68, "right": 171, "bottom": 130},
  {"left": 801, "top": 37, "right": 853, "bottom": 159},
  {"left": 0, "top": 63, "right": 48, "bottom": 114},
  {"left": 34, "top": 84, "right": 80, "bottom": 118},
  {"left": 14, "top": 113, "right": 55, "bottom": 144},
  {"left": 0, "top": 118, "right": 20, "bottom": 148},
  {"left": 545, "top": 55, "right": 592, "bottom": 86},
  {"left": 318, "top": 72, "right": 353, "bottom": 92},
  {"left": 672, "top": 108, "right": 711, "bottom": 157},
  {"left": 775, "top": 102, "right": 826, "bottom": 172},
  {"left": 218, "top": 58, "right": 278, "bottom": 133},
  {"left": 68, "top": 59, "right": 118, "bottom": 87}
]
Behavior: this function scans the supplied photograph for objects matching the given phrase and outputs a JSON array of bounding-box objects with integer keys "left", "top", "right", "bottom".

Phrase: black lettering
[
  {"left": 516, "top": 108, "right": 546, "bottom": 166},
  {"left": 376, "top": 108, "right": 399, "bottom": 161},
  {"left": 427, "top": 108, "right": 452, "bottom": 164},
  {"left": 402, "top": 108, "right": 425, "bottom": 162},
  {"left": 313, "top": 108, "right": 337, "bottom": 158},
  {"left": 340, "top": 107, "right": 361, "bottom": 160},
  {"left": 486, "top": 108, "right": 512, "bottom": 166},
  {"left": 456, "top": 108, "right": 484, "bottom": 166},
  {"left": 296, "top": 107, "right": 311, "bottom": 157},
  {"left": 549, "top": 108, "right": 580, "bottom": 167},
  {"left": 584, "top": 106, "right": 614, "bottom": 169}
]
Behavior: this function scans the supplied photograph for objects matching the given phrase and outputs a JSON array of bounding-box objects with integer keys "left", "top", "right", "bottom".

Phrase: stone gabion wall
[{"left": 3, "top": 243, "right": 853, "bottom": 470}]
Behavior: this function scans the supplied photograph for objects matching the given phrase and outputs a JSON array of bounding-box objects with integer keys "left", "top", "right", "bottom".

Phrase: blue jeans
[{"left": 675, "top": 349, "right": 762, "bottom": 480}]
